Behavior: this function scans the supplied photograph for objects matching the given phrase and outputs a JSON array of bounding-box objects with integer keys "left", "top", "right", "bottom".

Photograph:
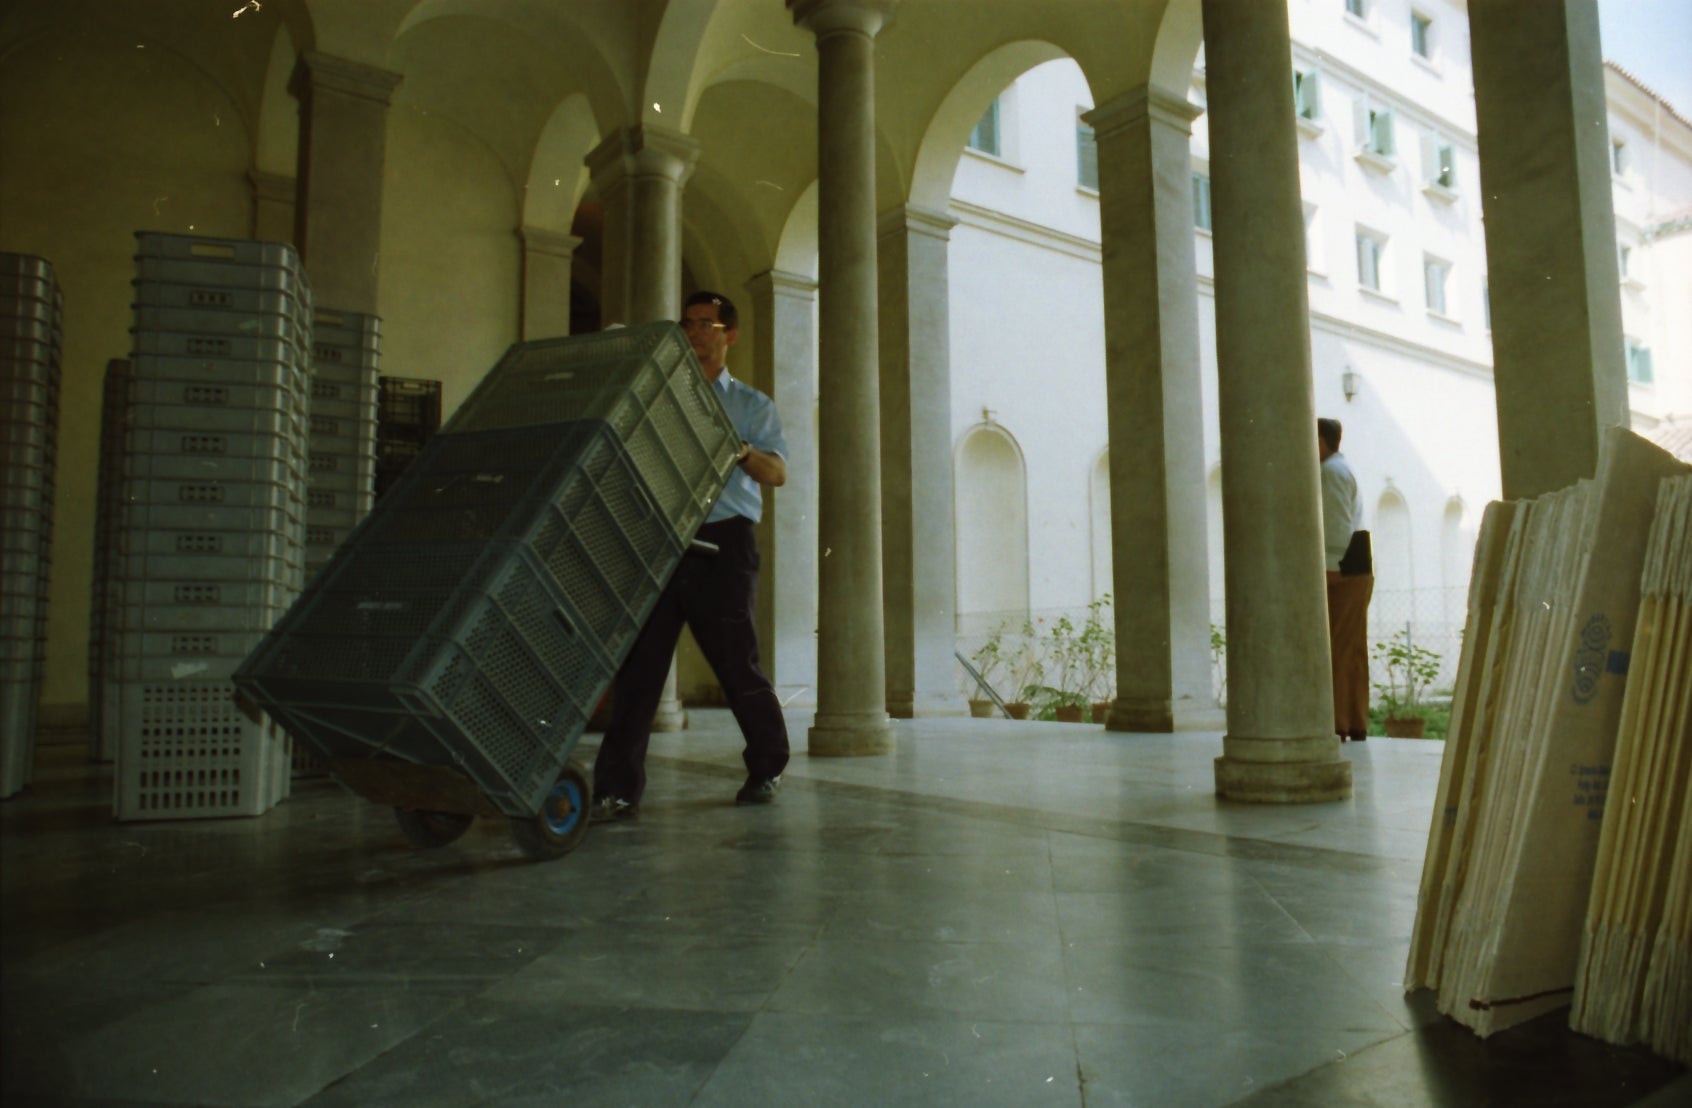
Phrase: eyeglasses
[{"left": 678, "top": 318, "right": 726, "bottom": 334}]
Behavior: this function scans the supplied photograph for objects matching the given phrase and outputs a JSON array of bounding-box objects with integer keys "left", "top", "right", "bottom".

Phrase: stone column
[
  {"left": 1201, "top": 0, "right": 1351, "bottom": 802},
  {"left": 1086, "top": 87, "right": 1218, "bottom": 734},
  {"left": 746, "top": 270, "right": 820, "bottom": 708},
  {"left": 877, "top": 205, "right": 960, "bottom": 718},
  {"left": 519, "top": 227, "right": 581, "bottom": 340},
  {"left": 1470, "top": 0, "right": 1628, "bottom": 500},
  {"left": 248, "top": 170, "right": 295, "bottom": 245},
  {"left": 586, "top": 124, "right": 701, "bottom": 730},
  {"left": 791, "top": 0, "right": 896, "bottom": 756},
  {"left": 291, "top": 51, "right": 401, "bottom": 313}
]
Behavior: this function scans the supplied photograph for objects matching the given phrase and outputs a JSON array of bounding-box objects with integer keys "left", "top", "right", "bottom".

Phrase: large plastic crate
[
  {"left": 0, "top": 252, "right": 59, "bottom": 797},
  {"left": 441, "top": 324, "right": 737, "bottom": 546},
  {"left": 113, "top": 680, "right": 290, "bottom": 820},
  {"left": 236, "top": 330, "right": 740, "bottom": 819}
]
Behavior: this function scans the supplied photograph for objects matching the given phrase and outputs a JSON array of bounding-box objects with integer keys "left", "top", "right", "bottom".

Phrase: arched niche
[{"left": 955, "top": 424, "right": 1030, "bottom": 621}]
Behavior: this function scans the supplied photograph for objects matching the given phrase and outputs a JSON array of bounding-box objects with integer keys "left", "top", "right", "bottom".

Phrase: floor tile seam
[{"left": 647, "top": 752, "right": 1402, "bottom": 875}]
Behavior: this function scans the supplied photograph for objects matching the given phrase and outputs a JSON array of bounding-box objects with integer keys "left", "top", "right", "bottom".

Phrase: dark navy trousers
[{"left": 592, "top": 516, "right": 790, "bottom": 804}]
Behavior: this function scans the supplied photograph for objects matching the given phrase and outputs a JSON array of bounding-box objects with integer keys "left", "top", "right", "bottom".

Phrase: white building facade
[{"left": 947, "top": 0, "right": 1692, "bottom": 698}]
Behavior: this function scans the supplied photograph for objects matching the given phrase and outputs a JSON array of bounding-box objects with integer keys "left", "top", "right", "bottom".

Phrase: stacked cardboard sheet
[
  {"left": 1571, "top": 474, "right": 1692, "bottom": 1065},
  {"left": 1406, "top": 428, "right": 1691, "bottom": 1039}
]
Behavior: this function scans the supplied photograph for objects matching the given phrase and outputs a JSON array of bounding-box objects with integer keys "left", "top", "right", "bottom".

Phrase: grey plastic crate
[
  {"left": 235, "top": 414, "right": 725, "bottom": 819},
  {"left": 133, "top": 278, "right": 305, "bottom": 320},
  {"left": 126, "top": 401, "right": 303, "bottom": 439},
  {"left": 130, "top": 328, "right": 306, "bottom": 365},
  {"left": 128, "top": 376, "right": 305, "bottom": 416},
  {"left": 132, "top": 303, "right": 306, "bottom": 342},
  {"left": 128, "top": 353, "right": 307, "bottom": 391},
  {"left": 112, "top": 679, "right": 290, "bottom": 821},
  {"left": 440, "top": 322, "right": 738, "bottom": 546}
]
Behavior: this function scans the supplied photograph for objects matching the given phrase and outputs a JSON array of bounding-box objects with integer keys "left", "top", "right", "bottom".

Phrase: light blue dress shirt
[{"left": 708, "top": 370, "right": 787, "bottom": 524}]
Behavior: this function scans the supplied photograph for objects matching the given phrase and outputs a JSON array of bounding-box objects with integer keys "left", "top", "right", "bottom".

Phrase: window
[
  {"left": 1294, "top": 67, "right": 1322, "bottom": 123},
  {"left": 1356, "top": 228, "right": 1387, "bottom": 292},
  {"left": 1626, "top": 341, "right": 1654, "bottom": 384},
  {"left": 1420, "top": 132, "right": 1457, "bottom": 194},
  {"left": 1192, "top": 173, "right": 1212, "bottom": 231},
  {"left": 1424, "top": 255, "right": 1451, "bottom": 316},
  {"left": 1411, "top": 12, "right": 1433, "bottom": 58},
  {"left": 1304, "top": 202, "right": 1324, "bottom": 273},
  {"left": 1346, "top": 0, "right": 1368, "bottom": 18},
  {"left": 1612, "top": 136, "right": 1629, "bottom": 177},
  {"left": 1354, "top": 95, "right": 1395, "bottom": 165},
  {"left": 968, "top": 98, "right": 1000, "bottom": 156},
  {"left": 1618, "top": 244, "right": 1631, "bottom": 281},
  {"left": 1077, "top": 113, "right": 1098, "bottom": 190}
]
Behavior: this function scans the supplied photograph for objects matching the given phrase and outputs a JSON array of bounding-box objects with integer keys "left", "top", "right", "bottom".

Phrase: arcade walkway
[{"left": 3, "top": 712, "right": 1686, "bottom": 1106}]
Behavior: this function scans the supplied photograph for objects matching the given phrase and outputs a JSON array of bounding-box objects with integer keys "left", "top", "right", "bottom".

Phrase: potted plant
[
  {"left": 1371, "top": 629, "right": 1442, "bottom": 738},
  {"left": 1002, "top": 618, "right": 1045, "bottom": 719},
  {"left": 1081, "top": 594, "right": 1116, "bottom": 723},
  {"left": 1029, "top": 613, "right": 1091, "bottom": 722},
  {"left": 967, "top": 621, "right": 1007, "bottom": 718}
]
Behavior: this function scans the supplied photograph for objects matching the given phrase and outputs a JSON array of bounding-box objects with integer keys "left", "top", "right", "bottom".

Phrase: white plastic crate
[{"left": 113, "top": 679, "right": 290, "bottom": 820}]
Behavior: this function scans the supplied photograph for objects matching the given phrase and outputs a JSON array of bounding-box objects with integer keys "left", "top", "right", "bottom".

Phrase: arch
[
  {"left": 1372, "top": 487, "right": 1414, "bottom": 640},
  {"left": 254, "top": 23, "right": 300, "bottom": 177},
  {"left": 955, "top": 424, "right": 1030, "bottom": 620},
  {"left": 1440, "top": 495, "right": 1474, "bottom": 635},
  {"left": 909, "top": 40, "right": 1069, "bottom": 210},
  {"left": 1206, "top": 463, "right": 1227, "bottom": 623},
  {"left": 523, "top": 93, "right": 598, "bottom": 233},
  {"left": 1090, "top": 450, "right": 1113, "bottom": 602}
]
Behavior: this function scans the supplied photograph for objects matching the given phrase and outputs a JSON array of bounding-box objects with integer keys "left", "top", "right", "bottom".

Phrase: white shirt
[{"left": 1320, "top": 451, "right": 1364, "bottom": 572}]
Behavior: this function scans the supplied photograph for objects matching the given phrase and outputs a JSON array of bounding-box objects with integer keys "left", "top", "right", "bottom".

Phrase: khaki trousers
[{"left": 1326, "top": 571, "right": 1374, "bottom": 738}]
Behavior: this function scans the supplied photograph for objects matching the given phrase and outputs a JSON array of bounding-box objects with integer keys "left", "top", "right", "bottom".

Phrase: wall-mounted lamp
[{"left": 1342, "top": 368, "right": 1360, "bottom": 403}]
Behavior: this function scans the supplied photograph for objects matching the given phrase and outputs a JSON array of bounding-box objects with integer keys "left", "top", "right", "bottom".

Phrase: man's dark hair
[
  {"left": 684, "top": 289, "right": 737, "bottom": 330},
  {"left": 1317, "top": 418, "right": 1342, "bottom": 452}
]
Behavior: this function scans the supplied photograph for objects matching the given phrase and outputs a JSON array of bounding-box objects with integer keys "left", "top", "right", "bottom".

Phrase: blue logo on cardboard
[{"left": 1572, "top": 614, "right": 1611, "bottom": 704}]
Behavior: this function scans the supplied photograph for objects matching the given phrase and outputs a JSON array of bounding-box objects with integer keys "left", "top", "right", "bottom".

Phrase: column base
[
  {"left": 1213, "top": 752, "right": 1353, "bottom": 803},
  {"left": 651, "top": 698, "right": 688, "bottom": 732},
  {"left": 886, "top": 691, "right": 967, "bottom": 719},
  {"left": 1105, "top": 696, "right": 1173, "bottom": 733},
  {"left": 808, "top": 712, "right": 894, "bottom": 756}
]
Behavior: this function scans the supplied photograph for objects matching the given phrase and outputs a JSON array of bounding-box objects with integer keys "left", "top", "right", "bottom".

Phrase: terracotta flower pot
[
  {"left": 968, "top": 699, "right": 995, "bottom": 718},
  {"left": 1384, "top": 716, "right": 1426, "bottom": 738},
  {"left": 1054, "top": 704, "right": 1085, "bottom": 723},
  {"left": 1006, "top": 702, "right": 1032, "bottom": 720},
  {"left": 1091, "top": 701, "right": 1113, "bottom": 724}
]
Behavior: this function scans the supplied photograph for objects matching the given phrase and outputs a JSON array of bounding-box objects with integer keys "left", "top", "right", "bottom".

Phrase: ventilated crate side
[
  {"left": 236, "top": 419, "right": 695, "bottom": 817},
  {"left": 113, "top": 680, "right": 289, "bottom": 820}
]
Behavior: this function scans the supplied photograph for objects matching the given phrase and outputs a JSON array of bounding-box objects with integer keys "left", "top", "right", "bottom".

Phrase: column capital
[
  {"left": 585, "top": 124, "right": 701, "bottom": 188},
  {"left": 746, "top": 269, "right": 819, "bottom": 298},
  {"left": 519, "top": 226, "right": 583, "bottom": 258},
  {"left": 1084, "top": 84, "right": 1202, "bottom": 142},
  {"left": 294, "top": 51, "right": 403, "bottom": 105},
  {"left": 876, "top": 204, "right": 957, "bottom": 243},
  {"left": 789, "top": 0, "right": 898, "bottom": 39}
]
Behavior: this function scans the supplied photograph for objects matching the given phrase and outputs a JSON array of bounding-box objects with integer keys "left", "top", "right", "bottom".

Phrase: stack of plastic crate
[
  {"left": 112, "top": 232, "right": 309, "bottom": 820},
  {"left": 87, "top": 358, "right": 130, "bottom": 762},
  {"left": 0, "top": 253, "right": 62, "bottom": 799},
  {"left": 305, "top": 310, "right": 379, "bottom": 577},
  {"left": 374, "top": 376, "right": 442, "bottom": 499},
  {"left": 235, "top": 322, "right": 740, "bottom": 822}
]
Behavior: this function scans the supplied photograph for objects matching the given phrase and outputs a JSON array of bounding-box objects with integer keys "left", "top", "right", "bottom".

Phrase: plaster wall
[
  {"left": 0, "top": 31, "right": 254, "bottom": 707},
  {"left": 376, "top": 106, "right": 522, "bottom": 417}
]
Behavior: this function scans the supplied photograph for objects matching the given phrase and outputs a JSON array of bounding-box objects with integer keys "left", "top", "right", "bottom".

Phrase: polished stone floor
[{"left": 2, "top": 711, "right": 1687, "bottom": 1107}]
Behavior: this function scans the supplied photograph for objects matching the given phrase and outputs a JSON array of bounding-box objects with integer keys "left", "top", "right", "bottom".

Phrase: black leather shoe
[{"left": 735, "top": 777, "right": 779, "bottom": 806}]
